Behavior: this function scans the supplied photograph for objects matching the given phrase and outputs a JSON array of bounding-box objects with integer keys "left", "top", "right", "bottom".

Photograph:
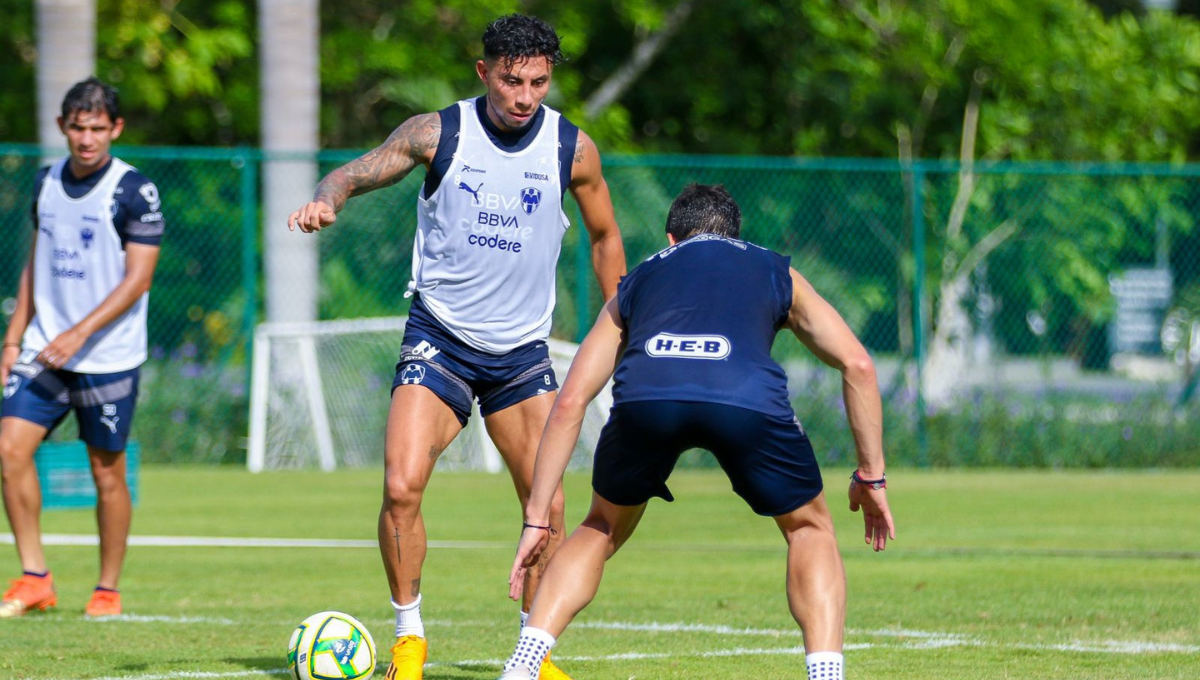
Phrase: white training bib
[
  {"left": 409, "top": 99, "right": 570, "bottom": 353},
  {"left": 24, "top": 158, "right": 149, "bottom": 373}
]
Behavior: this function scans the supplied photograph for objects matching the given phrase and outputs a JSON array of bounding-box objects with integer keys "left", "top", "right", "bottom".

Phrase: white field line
[
  {"left": 28, "top": 672, "right": 290, "bottom": 680},
  {"left": 0, "top": 533, "right": 504, "bottom": 549},
  {"left": 7, "top": 533, "right": 1197, "bottom": 559}
]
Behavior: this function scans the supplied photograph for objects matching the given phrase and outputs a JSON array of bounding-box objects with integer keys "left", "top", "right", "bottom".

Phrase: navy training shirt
[{"left": 612, "top": 235, "right": 794, "bottom": 419}]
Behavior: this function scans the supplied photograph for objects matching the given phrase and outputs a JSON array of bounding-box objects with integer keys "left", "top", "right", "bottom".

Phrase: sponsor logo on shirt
[
  {"left": 645, "top": 333, "right": 731, "bottom": 360},
  {"left": 457, "top": 180, "right": 483, "bottom": 205},
  {"left": 460, "top": 164, "right": 487, "bottom": 174},
  {"left": 141, "top": 212, "right": 163, "bottom": 223},
  {"left": 524, "top": 171, "right": 549, "bottom": 182},
  {"left": 81, "top": 228, "right": 95, "bottom": 249}
]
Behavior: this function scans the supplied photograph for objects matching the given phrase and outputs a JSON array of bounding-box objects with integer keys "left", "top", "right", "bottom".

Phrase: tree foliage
[{"left": 2, "top": 0, "right": 1198, "bottom": 161}]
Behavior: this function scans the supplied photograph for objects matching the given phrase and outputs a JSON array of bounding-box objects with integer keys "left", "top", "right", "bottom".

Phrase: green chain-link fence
[{"left": 3, "top": 145, "right": 1200, "bottom": 467}]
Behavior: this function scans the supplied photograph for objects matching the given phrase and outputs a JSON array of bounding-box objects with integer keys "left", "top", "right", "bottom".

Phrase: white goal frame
[{"left": 247, "top": 316, "right": 609, "bottom": 473}]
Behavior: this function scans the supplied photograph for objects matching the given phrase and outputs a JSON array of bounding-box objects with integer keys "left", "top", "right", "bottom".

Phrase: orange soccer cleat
[
  {"left": 537, "top": 652, "right": 573, "bottom": 680},
  {"left": 0, "top": 573, "right": 57, "bottom": 618},
  {"left": 85, "top": 588, "right": 122, "bottom": 617},
  {"left": 384, "top": 635, "right": 428, "bottom": 680}
]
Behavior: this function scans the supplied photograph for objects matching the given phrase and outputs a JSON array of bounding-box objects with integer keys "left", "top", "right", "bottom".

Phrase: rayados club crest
[{"left": 520, "top": 187, "right": 542, "bottom": 215}]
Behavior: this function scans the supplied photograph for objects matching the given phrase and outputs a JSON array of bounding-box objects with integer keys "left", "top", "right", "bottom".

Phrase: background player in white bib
[
  {"left": 0, "top": 77, "right": 165, "bottom": 619},
  {"left": 287, "top": 15, "right": 625, "bottom": 680},
  {"left": 500, "top": 185, "right": 894, "bottom": 680}
]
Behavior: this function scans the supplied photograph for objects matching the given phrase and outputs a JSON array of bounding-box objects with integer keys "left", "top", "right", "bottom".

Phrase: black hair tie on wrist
[
  {"left": 850, "top": 470, "right": 887, "bottom": 490},
  {"left": 523, "top": 522, "right": 557, "bottom": 535}
]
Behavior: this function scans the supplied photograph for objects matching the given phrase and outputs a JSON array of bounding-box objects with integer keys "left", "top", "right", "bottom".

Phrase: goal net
[{"left": 247, "top": 317, "right": 612, "bottom": 472}]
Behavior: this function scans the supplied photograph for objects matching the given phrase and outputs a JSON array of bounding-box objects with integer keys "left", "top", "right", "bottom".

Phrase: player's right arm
[
  {"left": 287, "top": 112, "right": 441, "bottom": 233},
  {"left": 509, "top": 297, "right": 625, "bottom": 600},
  {"left": 1, "top": 246, "right": 35, "bottom": 386},
  {"left": 785, "top": 267, "right": 895, "bottom": 551}
]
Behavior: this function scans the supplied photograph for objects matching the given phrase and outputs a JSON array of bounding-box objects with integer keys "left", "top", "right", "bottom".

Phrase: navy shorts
[
  {"left": 592, "top": 400, "right": 823, "bottom": 517},
  {"left": 391, "top": 300, "right": 557, "bottom": 426},
  {"left": 2, "top": 357, "right": 140, "bottom": 452}
]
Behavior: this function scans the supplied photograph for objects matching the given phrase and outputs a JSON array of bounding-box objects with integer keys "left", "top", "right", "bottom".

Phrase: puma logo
[
  {"left": 100, "top": 415, "right": 120, "bottom": 434},
  {"left": 457, "top": 181, "right": 483, "bottom": 204}
]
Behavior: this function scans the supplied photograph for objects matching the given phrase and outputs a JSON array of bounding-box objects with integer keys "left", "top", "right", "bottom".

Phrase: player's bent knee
[{"left": 381, "top": 474, "right": 426, "bottom": 513}]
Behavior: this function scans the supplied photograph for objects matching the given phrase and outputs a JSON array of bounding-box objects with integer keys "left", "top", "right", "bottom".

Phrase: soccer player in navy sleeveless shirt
[
  {"left": 1, "top": 77, "right": 165, "bottom": 619},
  {"left": 500, "top": 185, "right": 895, "bottom": 680},
  {"left": 287, "top": 15, "right": 625, "bottom": 680}
]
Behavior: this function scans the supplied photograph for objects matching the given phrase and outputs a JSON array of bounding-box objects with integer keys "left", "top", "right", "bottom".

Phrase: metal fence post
[
  {"left": 239, "top": 150, "right": 259, "bottom": 366},
  {"left": 911, "top": 161, "right": 929, "bottom": 466}
]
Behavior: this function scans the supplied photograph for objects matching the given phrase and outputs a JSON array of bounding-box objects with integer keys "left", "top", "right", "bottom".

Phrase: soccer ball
[{"left": 287, "top": 611, "right": 377, "bottom": 680}]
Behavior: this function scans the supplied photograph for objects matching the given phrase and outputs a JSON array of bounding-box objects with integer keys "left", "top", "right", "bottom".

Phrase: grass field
[{"left": 1, "top": 466, "right": 1198, "bottom": 680}]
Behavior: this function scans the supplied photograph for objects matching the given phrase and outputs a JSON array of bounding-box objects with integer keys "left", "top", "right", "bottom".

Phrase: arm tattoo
[
  {"left": 573, "top": 142, "right": 586, "bottom": 165},
  {"left": 314, "top": 113, "right": 441, "bottom": 211}
]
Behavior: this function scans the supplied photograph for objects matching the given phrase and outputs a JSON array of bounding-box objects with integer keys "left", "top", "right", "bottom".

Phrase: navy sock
[
  {"left": 23, "top": 570, "right": 49, "bottom": 578},
  {"left": 94, "top": 586, "right": 119, "bottom": 593}
]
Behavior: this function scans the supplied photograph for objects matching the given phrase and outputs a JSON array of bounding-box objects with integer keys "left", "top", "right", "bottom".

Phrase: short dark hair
[
  {"left": 61, "top": 76, "right": 120, "bottom": 122},
  {"left": 666, "top": 184, "right": 742, "bottom": 241},
  {"left": 482, "top": 14, "right": 564, "bottom": 67}
]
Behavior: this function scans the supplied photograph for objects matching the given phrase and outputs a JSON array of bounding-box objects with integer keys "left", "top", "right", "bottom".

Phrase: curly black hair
[
  {"left": 61, "top": 76, "right": 120, "bottom": 121},
  {"left": 666, "top": 184, "right": 743, "bottom": 241},
  {"left": 482, "top": 14, "right": 565, "bottom": 67}
]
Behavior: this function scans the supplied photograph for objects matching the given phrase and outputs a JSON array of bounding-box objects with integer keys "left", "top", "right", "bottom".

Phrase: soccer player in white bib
[
  {"left": 0, "top": 77, "right": 165, "bottom": 618},
  {"left": 500, "top": 185, "right": 895, "bottom": 680},
  {"left": 287, "top": 15, "right": 625, "bottom": 680}
]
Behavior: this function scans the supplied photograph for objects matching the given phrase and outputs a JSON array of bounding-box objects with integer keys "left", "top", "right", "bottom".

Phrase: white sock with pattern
[
  {"left": 503, "top": 626, "right": 555, "bottom": 678},
  {"left": 392, "top": 594, "right": 424, "bottom": 639},
  {"left": 806, "top": 651, "right": 844, "bottom": 680}
]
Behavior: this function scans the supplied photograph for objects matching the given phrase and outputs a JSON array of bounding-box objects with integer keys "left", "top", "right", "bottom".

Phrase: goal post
[{"left": 247, "top": 316, "right": 611, "bottom": 473}]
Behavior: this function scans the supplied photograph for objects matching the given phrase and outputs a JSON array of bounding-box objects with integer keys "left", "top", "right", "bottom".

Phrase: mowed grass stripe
[{"left": 5, "top": 533, "right": 1197, "bottom": 560}]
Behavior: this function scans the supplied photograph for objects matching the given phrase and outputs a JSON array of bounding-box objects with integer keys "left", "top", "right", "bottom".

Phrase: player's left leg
[
  {"left": 499, "top": 492, "right": 647, "bottom": 680},
  {"left": 75, "top": 367, "right": 140, "bottom": 617},
  {"left": 85, "top": 445, "right": 129, "bottom": 616},
  {"left": 484, "top": 392, "right": 572, "bottom": 680},
  {"left": 483, "top": 391, "right": 566, "bottom": 608},
  {"left": 774, "top": 493, "right": 846, "bottom": 679}
]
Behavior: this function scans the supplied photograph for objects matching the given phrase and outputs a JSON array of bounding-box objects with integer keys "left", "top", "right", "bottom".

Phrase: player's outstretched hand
[
  {"left": 508, "top": 525, "right": 551, "bottom": 602},
  {"left": 287, "top": 201, "right": 337, "bottom": 233},
  {"left": 849, "top": 483, "right": 895, "bottom": 552}
]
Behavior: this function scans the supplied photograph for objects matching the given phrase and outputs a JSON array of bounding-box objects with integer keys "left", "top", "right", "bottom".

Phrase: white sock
[
  {"left": 806, "top": 651, "right": 844, "bottom": 680},
  {"left": 392, "top": 594, "right": 424, "bottom": 639},
  {"left": 520, "top": 609, "right": 529, "bottom": 628},
  {"left": 503, "top": 626, "right": 555, "bottom": 677}
]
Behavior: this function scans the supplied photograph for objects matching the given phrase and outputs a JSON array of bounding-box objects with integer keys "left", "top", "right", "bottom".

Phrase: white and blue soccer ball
[{"left": 287, "top": 611, "right": 376, "bottom": 680}]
